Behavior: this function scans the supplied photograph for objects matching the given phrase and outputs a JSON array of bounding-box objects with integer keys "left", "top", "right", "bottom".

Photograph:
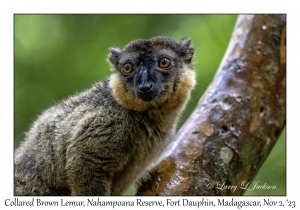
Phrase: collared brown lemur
[{"left": 14, "top": 36, "right": 196, "bottom": 195}]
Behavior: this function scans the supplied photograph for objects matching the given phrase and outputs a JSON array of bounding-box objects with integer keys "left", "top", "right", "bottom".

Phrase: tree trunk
[{"left": 136, "top": 14, "right": 286, "bottom": 196}]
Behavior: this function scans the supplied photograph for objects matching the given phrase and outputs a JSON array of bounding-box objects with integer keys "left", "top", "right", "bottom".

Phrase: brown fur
[{"left": 14, "top": 36, "right": 196, "bottom": 195}]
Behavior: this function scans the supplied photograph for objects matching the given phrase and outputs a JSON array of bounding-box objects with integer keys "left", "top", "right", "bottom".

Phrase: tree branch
[{"left": 136, "top": 14, "right": 286, "bottom": 196}]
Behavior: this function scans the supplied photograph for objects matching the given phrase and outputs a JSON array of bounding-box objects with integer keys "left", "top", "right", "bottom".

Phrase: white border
[{"left": 1, "top": 1, "right": 298, "bottom": 209}]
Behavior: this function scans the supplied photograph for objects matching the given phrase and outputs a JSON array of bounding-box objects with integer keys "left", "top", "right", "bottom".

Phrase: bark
[{"left": 136, "top": 14, "right": 286, "bottom": 196}]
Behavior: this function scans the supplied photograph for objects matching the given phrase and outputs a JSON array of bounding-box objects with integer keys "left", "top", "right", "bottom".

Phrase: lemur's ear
[
  {"left": 180, "top": 38, "right": 194, "bottom": 63},
  {"left": 108, "top": 47, "right": 121, "bottom": 64}
]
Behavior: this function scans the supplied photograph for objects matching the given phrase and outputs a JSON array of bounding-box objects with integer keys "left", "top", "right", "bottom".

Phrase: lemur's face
[{"left": 108, "top": 37, "right": 194, "bottom": 102}]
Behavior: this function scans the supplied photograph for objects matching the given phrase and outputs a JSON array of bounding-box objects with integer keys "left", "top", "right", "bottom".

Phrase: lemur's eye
[
  {"left": 122, "top": 63, "right": 133, "bottom": 74},
  {"left": 158, "top": 57, "right": 171, "bottom": 69}
]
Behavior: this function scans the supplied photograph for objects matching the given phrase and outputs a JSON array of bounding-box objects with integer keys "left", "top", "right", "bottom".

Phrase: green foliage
[{"left": 14, "top": 14, "right": 285, "bottom": 195}]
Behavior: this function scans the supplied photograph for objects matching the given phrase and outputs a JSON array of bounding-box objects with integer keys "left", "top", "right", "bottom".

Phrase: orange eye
[
  {"left": 158, "top": 57, "right": 171, "bottom": 69},
  {"left": 123, "top": 63, "right": 133, "bottom": 74}
]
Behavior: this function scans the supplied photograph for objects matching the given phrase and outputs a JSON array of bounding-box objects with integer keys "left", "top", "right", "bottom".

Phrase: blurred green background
[{"left": 14, "top": 14, "right": 285, "bottom": 195}]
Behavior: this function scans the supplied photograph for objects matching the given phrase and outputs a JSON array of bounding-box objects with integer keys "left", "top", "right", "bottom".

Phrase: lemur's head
[{"left": 108, "top": 36, "right": 196, "bottom": 112}]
